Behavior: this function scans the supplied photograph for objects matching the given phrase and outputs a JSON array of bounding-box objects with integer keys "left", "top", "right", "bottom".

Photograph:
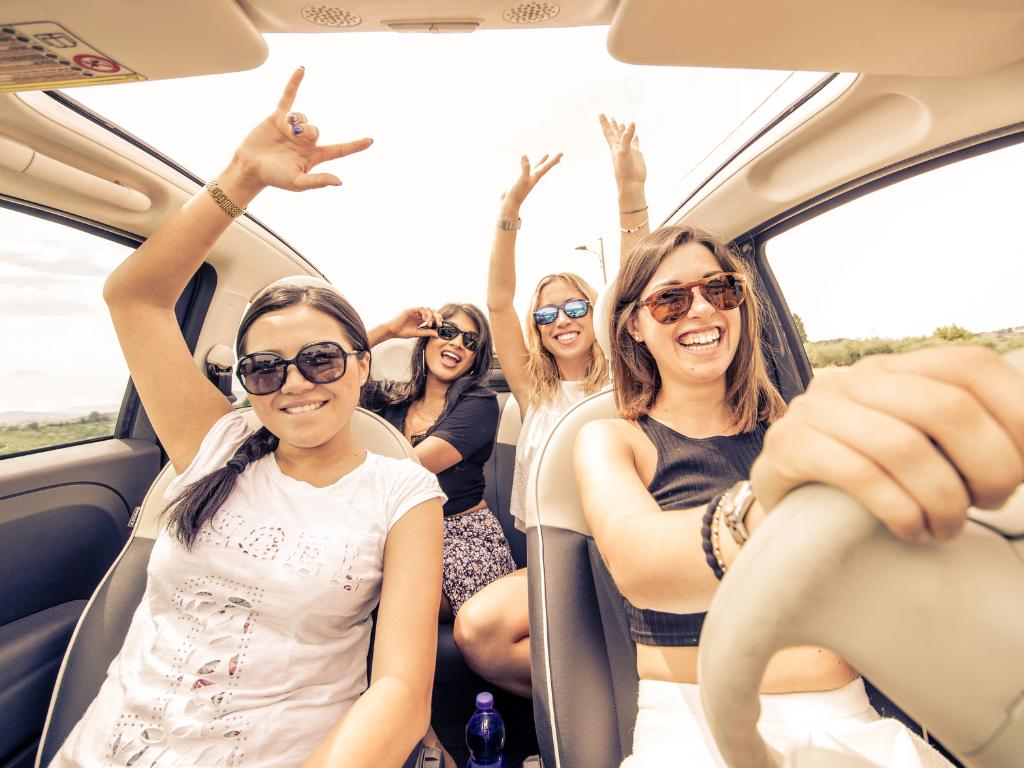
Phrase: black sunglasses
[
  {"left": 236, "top": 341, "right": 364, "bottom": 396},
  {"left": 533, "top": 298, "right": 590, "bottom": 326},
  {"left": 437, "top": 322, "right": 480, "bottom": 351}
]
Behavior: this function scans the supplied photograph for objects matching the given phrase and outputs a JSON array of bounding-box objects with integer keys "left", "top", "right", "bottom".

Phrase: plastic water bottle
[{"left": 466, "top": 691, "right": 506, "bottom": 768}]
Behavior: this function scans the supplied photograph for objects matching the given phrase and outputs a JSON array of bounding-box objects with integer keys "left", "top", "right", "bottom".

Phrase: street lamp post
[{"left": 575, "top": 236, "right": 607, "bottom": 284}]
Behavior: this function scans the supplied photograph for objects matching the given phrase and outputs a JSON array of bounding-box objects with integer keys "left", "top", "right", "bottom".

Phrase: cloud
[
  {"left": 9, "top": 368, "right": 44, "bottom": 379},
  {"left": 1, "top": 249, "right": 110, "bottom": 277},
  {"left": 0, "top": 294, "right": 94, "bottom": 315}
]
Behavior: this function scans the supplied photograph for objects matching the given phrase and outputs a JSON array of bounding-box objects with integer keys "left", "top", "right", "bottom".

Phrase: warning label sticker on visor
[{"left": 0, "top": 21, "right": 143, "bottom": 93}]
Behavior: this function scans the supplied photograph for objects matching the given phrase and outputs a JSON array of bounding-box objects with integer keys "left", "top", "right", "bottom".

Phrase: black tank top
[{"left": 619, "top": 416, "right": 766, "bottom": 647}]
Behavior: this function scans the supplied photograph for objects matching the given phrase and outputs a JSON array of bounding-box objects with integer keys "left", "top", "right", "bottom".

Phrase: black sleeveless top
[
  {"left": 361, "top": 380, "right": 499, "bottom": 516},
  {"left": 618, "top": 415, "right": 766, "bottom": 647}
]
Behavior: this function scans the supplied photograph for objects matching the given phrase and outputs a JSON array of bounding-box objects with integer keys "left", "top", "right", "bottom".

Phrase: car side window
[
  {"left": 765, "top": 139, "right": 1024, "bottom": 369},
  {"left": 0, "top": 205, "right": 133, "bottom": 458}
]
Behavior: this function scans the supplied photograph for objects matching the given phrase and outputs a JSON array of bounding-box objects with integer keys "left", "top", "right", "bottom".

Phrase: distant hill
[{"left": 0, "top": 406, "right": 119, "bottom": 426}]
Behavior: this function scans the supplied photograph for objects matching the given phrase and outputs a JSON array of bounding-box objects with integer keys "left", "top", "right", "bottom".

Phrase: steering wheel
[{"left": 698, "top": 482, "right": 1024, "bottom": 768}]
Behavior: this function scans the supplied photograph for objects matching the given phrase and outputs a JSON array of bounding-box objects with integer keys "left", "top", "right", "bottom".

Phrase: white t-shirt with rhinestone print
[{"left": 51, "top": 409, "right": 445, "bottom": 768}]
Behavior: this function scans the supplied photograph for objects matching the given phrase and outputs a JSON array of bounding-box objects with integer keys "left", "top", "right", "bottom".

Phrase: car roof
[{"left": 5, "top": 0, "right": 1024, "bottom": 93}]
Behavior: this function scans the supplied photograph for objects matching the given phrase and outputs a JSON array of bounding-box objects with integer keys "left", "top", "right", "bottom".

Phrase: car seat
[
  {"left": 34, "top": 407, "right": 436, "bottom": 768},
  {"left": 699, "top": 482, "right": 1024, "bottom": 768},
  {"left": 527, "top": 389, "right": 634, "bottom": 768}
]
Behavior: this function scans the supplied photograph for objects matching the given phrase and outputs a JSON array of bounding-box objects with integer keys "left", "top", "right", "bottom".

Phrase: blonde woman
[{"left": 453, "top": 116, "right": 646, "bottom": 696}]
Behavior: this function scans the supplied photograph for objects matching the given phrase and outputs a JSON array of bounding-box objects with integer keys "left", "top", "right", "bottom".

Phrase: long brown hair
[
  {"left": 165, "top": 284, "right": 370, "bottom": 549},
  {"left": 524, "top": 272, "right": 608, "bottom": 407},
  {"left": 609, "top": 226, "right": 785, "bottom": 430},
  {"left": 363, "top": 302, "right": 495, "bottom": 423}
]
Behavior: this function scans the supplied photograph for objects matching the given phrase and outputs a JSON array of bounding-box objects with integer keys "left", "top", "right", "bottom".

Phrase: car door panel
[{"left": 0, "top": 439, "right": 160, "bottom": 768}]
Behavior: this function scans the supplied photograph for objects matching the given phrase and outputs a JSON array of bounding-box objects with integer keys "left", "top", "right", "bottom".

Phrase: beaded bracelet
[
  {"left": 701, "top": 494, "right": 725, "bottom": 580},
  {"left": 621, "top": 218, "right": 649, "bottom": 234}
]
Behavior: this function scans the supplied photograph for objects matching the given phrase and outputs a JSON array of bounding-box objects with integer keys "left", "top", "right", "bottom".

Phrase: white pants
[{"left": 622, "top": 678, "right": 952, "bottom": 767}]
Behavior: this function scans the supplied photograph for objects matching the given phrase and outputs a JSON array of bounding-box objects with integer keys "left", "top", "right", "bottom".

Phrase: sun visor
[
  {"left": 0, "top": 0, "right": 267, "bottom": 94},
  {"left": 607, "top": 0, "right": 1024, "bottom": 77}
]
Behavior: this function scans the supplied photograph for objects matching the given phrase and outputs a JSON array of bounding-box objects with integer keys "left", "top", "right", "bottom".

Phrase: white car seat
[{"left": 526, "top": 389, "right": 632, "bottom": 768}]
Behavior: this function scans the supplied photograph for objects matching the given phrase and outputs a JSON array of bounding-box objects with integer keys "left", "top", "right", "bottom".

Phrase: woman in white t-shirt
[
  {"left": 50, "top": 69, "right": 445, "bottom": 768},
  {"left": 453, "top": 116, "right": 649, "bottom": 696}
]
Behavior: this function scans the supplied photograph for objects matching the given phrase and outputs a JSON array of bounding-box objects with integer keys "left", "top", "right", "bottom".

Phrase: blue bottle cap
[{"left": 475, "top": 691, "right": 494, "bottom": 711}]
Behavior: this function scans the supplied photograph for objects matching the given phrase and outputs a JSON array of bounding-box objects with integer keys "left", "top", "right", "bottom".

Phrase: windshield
[{"left": 72, "top": 27, "right": 794, "bottom": 327}]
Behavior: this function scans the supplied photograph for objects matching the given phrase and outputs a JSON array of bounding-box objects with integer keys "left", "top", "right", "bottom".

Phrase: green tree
[
  {"left": 933, "top": 324, "right": 973, "bottom": 342},
  {"left": 792, "top": 313, "right": 808, "bottom": 344}
]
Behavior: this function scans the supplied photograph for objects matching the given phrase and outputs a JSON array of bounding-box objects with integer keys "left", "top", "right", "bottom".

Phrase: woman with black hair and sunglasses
[
  {"left": 50, "top": 70, "right": 447, "bottom": 768},
  {"left": 361, "top": 303, "right": 516, "bottom": 621}
]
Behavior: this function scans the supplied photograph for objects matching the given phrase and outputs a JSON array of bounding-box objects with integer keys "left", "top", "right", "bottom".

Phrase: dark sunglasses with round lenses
[
  {"left": 236, "top": 341, "right": 364, "bottom": 396},
  {"left": 436, "top": 322, "right": 480, "bottom": 352},
  {"left": 533, "top": 298, "right": 591, "bottom": 326},
  {"left": 639, "top": 272, "right": 747, "bottom": 325}
]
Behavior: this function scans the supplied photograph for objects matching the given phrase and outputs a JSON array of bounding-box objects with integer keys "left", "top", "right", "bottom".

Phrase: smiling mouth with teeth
[
  {"left": 679, "top": 328, "right": 722, "bottom": 348},
  {"left": 554, "top": 331, "right": 579, "bottom": 343},
  {"left": 282, "top": 401, "right": 327, "bottom": 414},
  {"left": 441, "top": 351, "right": 462, "bottom": 365}
]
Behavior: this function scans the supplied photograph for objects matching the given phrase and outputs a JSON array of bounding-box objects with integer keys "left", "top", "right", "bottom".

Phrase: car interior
[{"left": 2, "top": 1, "right": 1023, "bottom": 767}]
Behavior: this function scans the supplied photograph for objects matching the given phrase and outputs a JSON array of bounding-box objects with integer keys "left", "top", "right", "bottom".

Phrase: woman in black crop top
[
  {"left": 363, "top": 302, "right": 515, "bottom": 621},
  {"left": 573, "top": 225, "right": 1023, "bottom": 766}
]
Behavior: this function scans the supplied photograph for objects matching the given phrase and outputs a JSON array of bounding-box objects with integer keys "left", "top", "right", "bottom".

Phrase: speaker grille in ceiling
[
  {"left": 503, "top": 2, "right": 560, "bottom": 24},
  {"left": 300, "top": 5, "right": 361, "bottom": 27}
]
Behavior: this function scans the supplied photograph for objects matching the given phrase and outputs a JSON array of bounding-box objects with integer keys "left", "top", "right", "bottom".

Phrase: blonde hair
[
  {"left": 609, "top": 226, "right": 786, "bottom": 430},
  {"left": 525, "top": 272, "right": 608, "bottom": 407}
]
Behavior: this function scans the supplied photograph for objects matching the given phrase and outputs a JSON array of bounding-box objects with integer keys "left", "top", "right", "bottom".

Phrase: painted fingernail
[
  {"left": 292, "top": 125, "right": 303, "bottom": 136},
  {"left": 287, "top": 113, "right": 298, "bottom": 124}
]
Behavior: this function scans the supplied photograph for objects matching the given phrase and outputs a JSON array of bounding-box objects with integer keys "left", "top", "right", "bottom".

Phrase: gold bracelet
[
  {"left": 204, "top": 180, "right": 246, "bottom": 219},
  {"left": 711, "top": 504, "right": 728, "bottom": 576}
]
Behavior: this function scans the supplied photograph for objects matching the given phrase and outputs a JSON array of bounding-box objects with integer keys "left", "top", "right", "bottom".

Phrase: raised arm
[
  {"left": 299, "top": 499, "right": 444, "bottom": 768},
  {"left": 104, "top": 68, "right": 372, "bottom": 472},
  {"left": 367, "top": 306, "right": 444, "bottom": 348},
  {"left": 599, "top": 115, "right": 649, "bottom": 264},
  {"left": 486, "top": 153, "right": 562, "bottom": 409},
  {"left": 575, "top": 419, "right": 720, "bottom": 614}
]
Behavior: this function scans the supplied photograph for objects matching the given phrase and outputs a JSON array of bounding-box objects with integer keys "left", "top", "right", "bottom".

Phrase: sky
[{"left": 2, "top": 26, "right": 1022, "bottom": 415}]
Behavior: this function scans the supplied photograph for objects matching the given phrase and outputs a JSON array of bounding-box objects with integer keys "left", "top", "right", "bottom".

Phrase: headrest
[
  {"left": 370, "top": 337, "right": 416, "bottom": 382},
  {"left": 527, "top": 389, "right": 616, "bottom": 534},
  {"left": 252, "top": 274, "right": 344, "bottom": 301}
]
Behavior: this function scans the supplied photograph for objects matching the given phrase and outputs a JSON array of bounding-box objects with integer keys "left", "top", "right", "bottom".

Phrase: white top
[
  {"left": 509, "top": 380, "right": 588, "bottom": 532},
  {"left": 51, "top": 410, "right": 444, "bottom": 768}
]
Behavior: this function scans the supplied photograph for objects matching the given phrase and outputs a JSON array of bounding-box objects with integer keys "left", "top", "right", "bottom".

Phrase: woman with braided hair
[{"left": 49, "top": 69, "right": 445, "bottom": 768}]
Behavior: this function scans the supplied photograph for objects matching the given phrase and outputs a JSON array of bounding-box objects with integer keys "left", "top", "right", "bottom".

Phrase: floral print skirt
[{"left": 442, "top": 508, "right": 517, "bottom": 615}]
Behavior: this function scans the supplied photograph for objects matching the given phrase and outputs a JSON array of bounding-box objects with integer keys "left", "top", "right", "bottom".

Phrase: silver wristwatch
[
  {"left": 497, "top": 217, "right": 521, "bottom": 230},
  {"left": 717, "top": 480, "right": 756, "bottom": 545}
]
